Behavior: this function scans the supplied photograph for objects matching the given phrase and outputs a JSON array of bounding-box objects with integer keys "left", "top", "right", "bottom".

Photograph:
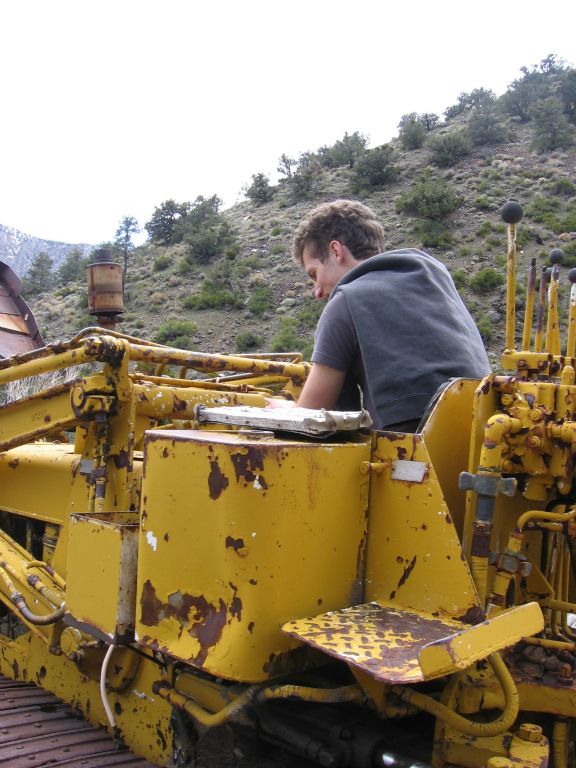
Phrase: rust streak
[{"left": 397, "top": 555, "right": 417, "bottom": 589}]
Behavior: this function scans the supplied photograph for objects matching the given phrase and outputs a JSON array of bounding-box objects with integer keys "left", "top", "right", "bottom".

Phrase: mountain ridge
[{"left": 0, "top": 223, "right": 93, "bottom": 277}]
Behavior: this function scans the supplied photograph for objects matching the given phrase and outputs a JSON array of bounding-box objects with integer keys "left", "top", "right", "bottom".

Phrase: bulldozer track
[{"left": 0, "top": 674, "right": 156, "bottom": 767}]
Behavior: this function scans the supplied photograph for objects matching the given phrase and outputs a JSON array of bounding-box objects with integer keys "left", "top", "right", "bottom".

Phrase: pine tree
[
  {"left": 23, "top": 252, "right": 54, "bottom": 296},
  {"left": 114, "top": 216, "right": 140, "bottom": 281}
]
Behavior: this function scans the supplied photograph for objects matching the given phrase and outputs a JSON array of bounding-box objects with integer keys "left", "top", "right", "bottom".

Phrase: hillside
[{"left": 23, "top": 62, "right": 576, "bottom": 367}]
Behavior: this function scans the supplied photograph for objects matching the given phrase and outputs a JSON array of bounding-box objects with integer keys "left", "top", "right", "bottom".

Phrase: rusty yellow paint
[
  {"left": 65, "top": 512, "right": 139, "bottom": 643},
  {"left": 418, "top": 602, "right": 543, "bottom": 677},
  {"left": 135, "top": 428, "right": 371, "bottom": 682},
  {"left": 420, "top": 378, "right": 479, "bottom": 539},
  {"left": 0, "top": 630, "right": 172, "bottom": 766},
  {"left": 283, "top": 601, "right": 543, "bottom": 684},
  {"left": 364, "top": 431, "right": 482, "bottom": 618},
  {"left": 436, "top": 725, "right": 549, "bottom": 768}
]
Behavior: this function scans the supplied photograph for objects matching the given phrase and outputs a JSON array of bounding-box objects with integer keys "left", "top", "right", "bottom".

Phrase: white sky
[{"left": 0, "top": 0, "right": 574, "bottom": 245}]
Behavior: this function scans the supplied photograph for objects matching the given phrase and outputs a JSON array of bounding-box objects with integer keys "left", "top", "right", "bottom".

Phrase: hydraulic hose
[
  {"left": 257, "top": 683, "right": 365, "bottom": 705},
  {"left": 153, "top": 680, "right": 258, "bottom": 728},
  {"left": 0, "top": 562, "right": 64, "bottom": 625},
  {"left": 390, "top": 653, "right": 518, "bottom": 737}
]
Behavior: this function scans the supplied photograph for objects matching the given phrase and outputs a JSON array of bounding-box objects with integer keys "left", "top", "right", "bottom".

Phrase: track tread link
[{"left": 0, "top": 674, "right": 156, "bottom": 767}]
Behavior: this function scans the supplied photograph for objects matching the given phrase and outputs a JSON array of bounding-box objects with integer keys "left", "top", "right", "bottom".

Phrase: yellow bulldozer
[{"left": 0, "top": 204, "right": 574, "bottom": 767}]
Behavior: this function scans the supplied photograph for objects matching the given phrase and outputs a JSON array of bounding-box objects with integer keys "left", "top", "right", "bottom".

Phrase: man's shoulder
[{"left": 338, "top": 248, "right": 446, "bottom": 289}]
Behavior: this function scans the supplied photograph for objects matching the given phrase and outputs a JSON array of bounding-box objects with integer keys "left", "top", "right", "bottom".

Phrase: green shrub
[
  {"left": 248, "top": 285, "right": 273, "bottom": 316},
  {"left": 296, "top": 299, "right": 323, "bottom": 329},
  {"left": 430, "top": 131, "right": 471, "bottom": 167},
  {"left": 526, "top": 195, "right": 562, "bottom": 230},
  {"left": 476, "top": 221, "right": 492, "bottom": 237},
  {"left": 549, "top": 177, "right": 576, "bottom": 196},
  {"left": 470, "top": 268, "right": 504, "bottom": 294},
  {"left": 444, "top": 88, "right": 495, "bottom": 119},
  {"left": 270, "top": 318, "right": 301, "bottom": 352},
  {"left": 184, "top": 289, "right": 243, "bottom": 310},
  {"left": 395, "top": 176, "right": 460, "bottom": 218},
  {"left": 560, "top": 240, "right": 576, "bottom": 266},
  {"left": 398, "top": 114, "right": 426, "bottom": 150},
  {"left": 271, "top": 243, "right": 285, "bottom": 255},
  {"left": 352, "top": 144, "right": 399, "bottom": 189},
  {"left": 474, "top": 195, "right": 492, "bottom": 211},
  {"left": 531, "top": 97, "right": 575, "bottom": 152},
  {"left": 475, "top": 313, "right": 493, "bottom": 343},
  {"left": 451, "top": 269, "right": 469, "bottom": 289},
  {"left": 245, "top": 173, "right": 274, "bottom": 205},
  {"left": 153, "top": 254, "right": 171, "bottom": 271},
  {"left": 317, "top": 131, "right": 368, "bottom": 168},
  {"left": 271, "top": 226, "right": 282, "bottom": 236},
  {"left": 415, "top": 220, "right": 453, "bottom": 249},
  {"left": 467, "top": 107, "right": 509, "bottom": 146},
  {"left": 562, "top": 209, "right": 576, "bottom": 231},
  {"left": 154, "top": 319, "right": 197, "bottom": 348},
  {"left": 235, "top": 331, "right": 263, "bottom": 352},
  {"left": 183, "top": 260, "right": 244, "bottom": 310}
]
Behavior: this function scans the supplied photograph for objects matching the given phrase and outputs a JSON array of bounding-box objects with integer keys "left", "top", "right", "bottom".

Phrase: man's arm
[{"left": 296, "top": 363, "right": 346, "bottom": 410}]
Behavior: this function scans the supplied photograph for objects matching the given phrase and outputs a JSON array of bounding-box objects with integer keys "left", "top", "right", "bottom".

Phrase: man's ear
[{"left": 329, "top": 240, "right": 345, "bottom": 263}]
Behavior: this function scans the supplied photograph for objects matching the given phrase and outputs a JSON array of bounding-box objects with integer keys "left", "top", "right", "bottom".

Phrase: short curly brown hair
[{"left": 292, "top": 199, "right": 385, "bottom": 264}]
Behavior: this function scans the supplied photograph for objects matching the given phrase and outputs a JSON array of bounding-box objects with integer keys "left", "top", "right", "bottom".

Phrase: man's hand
[{"left": 264, "top": 398, "right": 297, "bottom": 409}]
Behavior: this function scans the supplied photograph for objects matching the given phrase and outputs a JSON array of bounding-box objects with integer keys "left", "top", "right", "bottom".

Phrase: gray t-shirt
[{"left": 311, "top": 249, "right": 490, "bottom": 430}]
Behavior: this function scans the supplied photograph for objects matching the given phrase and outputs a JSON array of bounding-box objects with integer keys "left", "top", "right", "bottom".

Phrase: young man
[{"left": 292, "top": 200, "right": 490, "bottom": 431}]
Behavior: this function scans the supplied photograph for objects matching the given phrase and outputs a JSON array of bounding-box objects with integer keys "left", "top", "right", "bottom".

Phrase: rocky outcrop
[{"left": 0, "top": 224, "right": 93, "bottom": 277}]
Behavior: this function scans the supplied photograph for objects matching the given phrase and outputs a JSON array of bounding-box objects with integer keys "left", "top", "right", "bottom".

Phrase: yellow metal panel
[
  {"left": 0, "top": 444, "right": 84, "bottom": 526},
  {"left": 65, "top": 512, "right": 139, "bottom": 642},
  {"left": 421, "top": 378, "right": 479, "bottom": 539},
  {"left": 364, "top": 432, "right": 482, "bottom": 618},
  {"left": 136, "top": 429, "right": 370, "bottom": 682}
]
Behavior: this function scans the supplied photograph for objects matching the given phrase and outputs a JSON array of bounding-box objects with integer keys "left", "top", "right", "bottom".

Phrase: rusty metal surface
[
  {"left": 283, "top": 601, "right": 467, "bottom": 684},
  {"left": 0, "top": 261, "right": 43, "bottom": 357},
  {"left": 0, "top": 675, "right": 156, "bottom": 767}
]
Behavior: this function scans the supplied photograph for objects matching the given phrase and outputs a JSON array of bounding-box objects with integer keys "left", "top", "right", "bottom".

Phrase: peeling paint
[{"left": 208, "top": 458, "right": 229, "bottom": 500}]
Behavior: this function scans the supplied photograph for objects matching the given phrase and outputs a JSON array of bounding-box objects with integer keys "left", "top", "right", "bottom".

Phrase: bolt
[
  {"left": 518, "top": 723, "right": 543, "bottom": 742},
  {"left": 557, "top": 663, "right": 573, "bottom": 686}
]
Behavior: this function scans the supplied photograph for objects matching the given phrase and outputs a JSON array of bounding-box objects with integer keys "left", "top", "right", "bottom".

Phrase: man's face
[{"left": 302, "top": 243, "right": 351, "bottom": 300}]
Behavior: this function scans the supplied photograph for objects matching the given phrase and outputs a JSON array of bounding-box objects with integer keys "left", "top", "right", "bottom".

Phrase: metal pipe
[
  {"left": 505, "top": 223, "right": 517, "bottom": 351},
  {"left": 517, "top": 507, "right": 575, "bottom": 532},
  {"left": 552, "top": 718, "right": 569, "bottom": 768},
  {"left": 567, "top": 280, "right": 576, "bottom": 359},
  {"left": 25, "top": 560, "right": 66, "bottom": 590},
  {"left": 522, "top": 258, "right": 536, "bottom": 351},
  {"left": 535, "top": 266, "right": 547, "bottom": 353},
  {"left": 128, "top": 343, "right": 308, "bottom": 383},
  {"left": 546, "top": 264, "right": 561, "bottom": 356},
  {"left": 522, "top": 636, "right": 576, "bottom": 652}
]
